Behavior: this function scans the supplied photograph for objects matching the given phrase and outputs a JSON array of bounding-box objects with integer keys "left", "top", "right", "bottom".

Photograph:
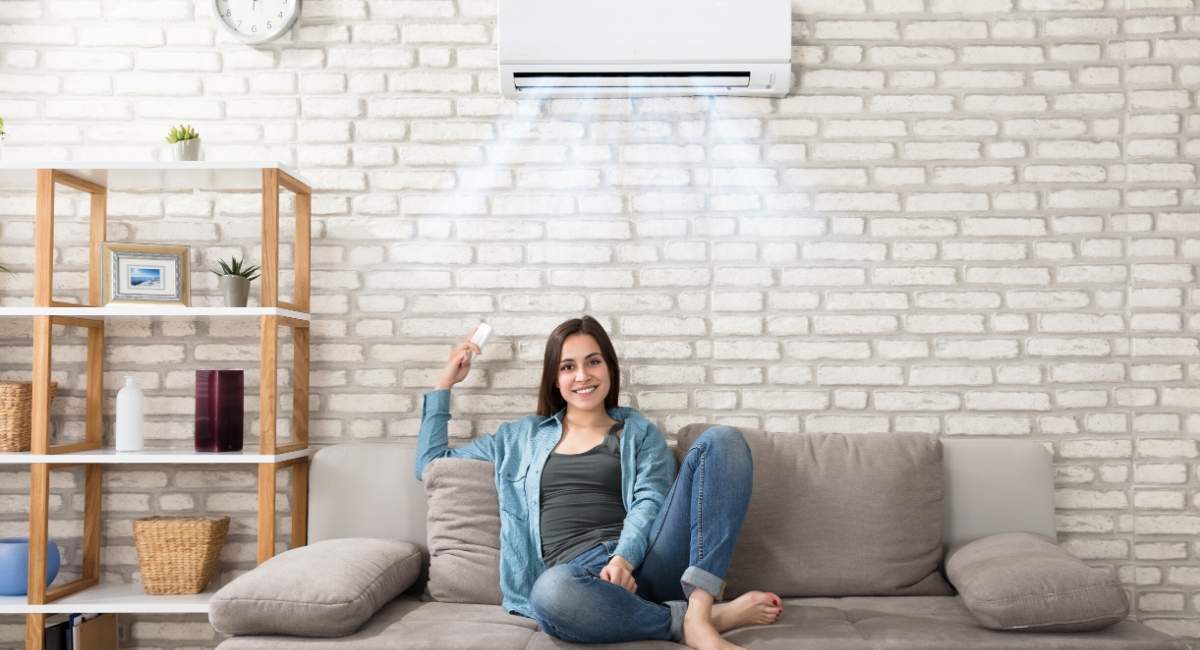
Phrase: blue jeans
[{"left": 528, "top": 426, "right": 753, "bottom": 643}]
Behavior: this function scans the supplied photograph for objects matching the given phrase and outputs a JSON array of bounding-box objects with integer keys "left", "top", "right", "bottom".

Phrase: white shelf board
[
  {"left": 0, "top": 582, "right": 213, "bottom": 614},
  {"left": 0, "top": 161, "right": 311, "bottom": 191},
  {"left": 0, "top": 306, "right": 309, "bottom": 321},
  {"left": 0, "top": 447, "right": 316, "bottom": 465}
]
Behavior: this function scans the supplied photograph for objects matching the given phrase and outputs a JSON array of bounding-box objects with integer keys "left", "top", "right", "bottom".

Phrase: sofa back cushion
[
  {"left": 422, "top": 458, "right": 504, "bottom": 605},
  {"left": 941, "top": 438, "right": 1056, "bottom": 550},
  {"left": 676, "top": 425, "right": 953, "bottom": 598},
  {"left": 309, "top": 444, "right": 428, "bottom": 546}
]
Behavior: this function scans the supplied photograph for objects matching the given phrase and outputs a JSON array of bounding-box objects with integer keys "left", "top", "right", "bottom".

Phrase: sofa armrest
[
  {"left": 209, "top": 538, "right": 422, "bottom": 638},
  {"left": 946, "top": 532, "right": 1128, "bottom": 633}
]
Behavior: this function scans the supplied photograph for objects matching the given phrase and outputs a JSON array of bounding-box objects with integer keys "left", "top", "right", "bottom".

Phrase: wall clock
[{"left": 212, "top": 0, "right": 301, "bottom": 45}]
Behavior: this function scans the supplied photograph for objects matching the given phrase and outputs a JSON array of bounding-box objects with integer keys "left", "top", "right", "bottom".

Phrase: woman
[{"left": 415, "top": 316, "right": 780, "bottom": 650}]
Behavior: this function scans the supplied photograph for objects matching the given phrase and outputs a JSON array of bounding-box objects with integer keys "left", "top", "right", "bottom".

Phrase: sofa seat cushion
[
  {"left": 676, "top": 425, "right": 952, "bottom": 598},
  {"left": 216, "top": 596, "right": 1186, "bottom": 650},
  {"left": 723, "top": 597, "right": 1186, "bottom": 650},
  {"left": 216, "top": 599, "right": 538, "bottom": 650},
  {"left": 209, "top": 538, "right": 423, "bottom": 638},
  {"left": 946, "top": 532, "right": 1129, "bottom": 632},
  {"left": 517, "top": 597, "right": 1184, "bottom": 650}
]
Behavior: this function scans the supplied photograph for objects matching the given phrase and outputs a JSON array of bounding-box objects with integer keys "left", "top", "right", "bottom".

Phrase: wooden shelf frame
[{"left": 19, "top": 165, "right": 313, "bottom": 649}]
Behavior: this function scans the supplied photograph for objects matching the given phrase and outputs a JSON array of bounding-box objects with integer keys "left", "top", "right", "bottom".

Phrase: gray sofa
[{"left": 213, "top": 431, "right": 1186, "bottom": 650}]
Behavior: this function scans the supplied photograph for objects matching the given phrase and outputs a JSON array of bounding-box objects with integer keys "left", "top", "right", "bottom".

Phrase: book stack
[{"left": 43, "top": 613, "right": 118, "bottom": 650}]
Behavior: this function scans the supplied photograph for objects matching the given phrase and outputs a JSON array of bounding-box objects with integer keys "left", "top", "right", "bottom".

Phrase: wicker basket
[
  {"left": 133, "top": 516, "right": 229, "bottom": 594},
  {"left": 0, "top": 381, "right": 57, "bottom": 452}
]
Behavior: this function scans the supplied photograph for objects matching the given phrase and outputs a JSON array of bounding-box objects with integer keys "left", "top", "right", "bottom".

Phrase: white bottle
[{"left": 115, "top": 376, "right": 144, "bottom": 452}]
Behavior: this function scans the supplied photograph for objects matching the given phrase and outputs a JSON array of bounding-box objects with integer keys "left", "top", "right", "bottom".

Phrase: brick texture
[{"left": 2, "top": 0, "right": 1200, "bottom": 646}]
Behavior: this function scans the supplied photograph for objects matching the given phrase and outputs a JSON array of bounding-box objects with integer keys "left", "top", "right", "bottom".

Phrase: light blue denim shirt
[{"left": 415, "top": 389, "right": 676, "bottom": 618}]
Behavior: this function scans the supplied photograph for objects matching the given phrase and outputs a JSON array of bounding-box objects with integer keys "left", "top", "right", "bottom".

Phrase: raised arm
[
  {"left": 414, "top": 389, "right": 497, "bottom": 480},
  {"left": 414, "top": 328, "right": 491, "bottom": 481}
]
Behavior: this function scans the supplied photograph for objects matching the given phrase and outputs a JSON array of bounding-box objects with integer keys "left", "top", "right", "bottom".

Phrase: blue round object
[{"left": 0, "top": 538, "right": 60, "bottom": 596}]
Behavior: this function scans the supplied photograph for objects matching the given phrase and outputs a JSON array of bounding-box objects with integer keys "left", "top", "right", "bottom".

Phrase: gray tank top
[{"left": 539, "top": 422, "right": 626, "bottom": 567}]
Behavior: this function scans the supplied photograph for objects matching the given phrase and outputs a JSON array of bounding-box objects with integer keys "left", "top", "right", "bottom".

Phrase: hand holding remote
[
  {"left": 434, "top": 324, "right": 490, "bottom": 390},
  {"left": 470, "top": 322, "right": 492, "bottom": 350}
]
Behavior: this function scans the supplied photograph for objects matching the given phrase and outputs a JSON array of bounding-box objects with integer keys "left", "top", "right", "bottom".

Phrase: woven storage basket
[
  {"left": 133, "top": 516, "right": 229, "bottom": 594},
  {"left": 0, "top": 381, "right": 57, "bottom": 452}
]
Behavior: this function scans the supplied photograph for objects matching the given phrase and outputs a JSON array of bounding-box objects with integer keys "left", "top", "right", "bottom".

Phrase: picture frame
[{"left": 102, "top": 243, "right": 191, "bottom": 307}]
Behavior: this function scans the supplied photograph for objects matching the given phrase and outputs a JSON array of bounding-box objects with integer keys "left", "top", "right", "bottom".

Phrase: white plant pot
[
  {"left": 220, "top": 275, "right": 251, "bottom": 308},
  {"left": 172, "top": 138, "right": 200, "bottom": 161}
]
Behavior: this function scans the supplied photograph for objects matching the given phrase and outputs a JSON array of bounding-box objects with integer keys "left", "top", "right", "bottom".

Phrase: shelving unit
[{"left": 0, "top": 162, "right": 314, "bottom": 649}]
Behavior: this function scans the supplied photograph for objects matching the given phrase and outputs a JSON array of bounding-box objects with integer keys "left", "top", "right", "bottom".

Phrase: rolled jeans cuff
[
  {"left": 681, "top": 565, "right": 725, "bottom": 601},
  {"left": 666, "top": 600, "right": 687, "bottom": 641}
]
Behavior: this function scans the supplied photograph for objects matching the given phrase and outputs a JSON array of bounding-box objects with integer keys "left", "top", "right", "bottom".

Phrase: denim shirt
[{"left": 414, "top": 389, "right": 676, "bottom": 618}]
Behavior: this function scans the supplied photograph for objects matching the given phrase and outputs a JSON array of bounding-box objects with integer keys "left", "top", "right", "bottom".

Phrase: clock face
[{"left": 213, "top": 0, "right": 301, "bottom": 44}]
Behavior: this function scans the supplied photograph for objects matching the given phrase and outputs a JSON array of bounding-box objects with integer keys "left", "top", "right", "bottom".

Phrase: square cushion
[
  {"left": 677, "top": 425, "right": 953, "bottom": 599},
  {"left": 209, "top": 537, "right": 422, "bottom": 637},
  {"left": 946, "top": 532, "right": 1129, "bottom": 632},
  {"left": 423, "top": 457, "right": 504, "bottom": 605}
]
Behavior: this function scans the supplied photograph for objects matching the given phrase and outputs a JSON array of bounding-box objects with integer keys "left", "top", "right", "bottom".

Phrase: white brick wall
[{"left": 2, "top": 0, "right": 1200, "bottom": 646}]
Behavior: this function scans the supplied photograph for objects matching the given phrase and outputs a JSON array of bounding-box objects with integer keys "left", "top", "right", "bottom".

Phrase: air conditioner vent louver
[{"left": 513, "top": 71, "right": 753, "bottom": 92}]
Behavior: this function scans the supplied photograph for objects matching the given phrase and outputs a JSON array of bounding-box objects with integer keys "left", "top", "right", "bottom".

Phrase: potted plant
[
  {"left": 212, "top": 256, "right": 259, "bottom": 308},
  {"left": 0, "top": 116, "right": 6, "bottom": 140},
  {"left": 165, "top": 124, "right": 200, "bottom": 161}
]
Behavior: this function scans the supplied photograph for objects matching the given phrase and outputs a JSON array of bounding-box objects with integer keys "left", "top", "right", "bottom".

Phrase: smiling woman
[
  {"left": 537, "top": 317, "right": 621, "bottom": 421},
  {"left": 414, "top": 316, "right": 779, "bottom": 650}
]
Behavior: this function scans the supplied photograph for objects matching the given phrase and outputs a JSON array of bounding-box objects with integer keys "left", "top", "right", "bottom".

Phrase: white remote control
[{"left": 470, "top": 322, "right": 492, "bottom": 350}]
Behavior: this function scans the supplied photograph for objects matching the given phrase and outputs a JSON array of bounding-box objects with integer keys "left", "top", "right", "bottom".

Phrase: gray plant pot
[
  {"left": 219, "top": 276, "right": 250, "bottom": 308},
  {"left": 172, "top": 138, "right": 200, "bottom": 161}
]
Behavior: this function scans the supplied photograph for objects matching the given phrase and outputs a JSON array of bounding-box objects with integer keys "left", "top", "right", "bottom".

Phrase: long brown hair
[{"left": 536, "top": 316, "right": 620, "bottom": 416}]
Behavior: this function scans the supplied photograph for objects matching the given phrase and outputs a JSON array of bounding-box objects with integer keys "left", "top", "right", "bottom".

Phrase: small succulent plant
[
  {"left": 165, "top": 124, "right": 198, "bottom": 144},
  {"left": 0, "top": 262, "right": 9, "bottom": 274},
  {"left": 0, "top": 116, "right": 6, "bottom": 140},
  {"left": 212, "top": 256, "right": 260, "bottom": 282}
]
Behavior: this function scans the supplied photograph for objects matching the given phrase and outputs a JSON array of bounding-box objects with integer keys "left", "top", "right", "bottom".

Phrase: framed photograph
[{"left": 103, "top": 243, "right": 190, "bottom": 306}]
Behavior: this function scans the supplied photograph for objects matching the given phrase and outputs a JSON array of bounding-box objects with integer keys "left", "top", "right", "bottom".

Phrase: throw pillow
[
  {"left": 676, "top": 424, "right": 953, "bottom": 599},
  {"left": 208, "top": 537, "right": 421, "bottom": 637},
  {"left": 946, "top": 531, "right": 1129, "bottom": 632},
  {"left": 423, "top": 457, "right": 504, "bottom": 605}
]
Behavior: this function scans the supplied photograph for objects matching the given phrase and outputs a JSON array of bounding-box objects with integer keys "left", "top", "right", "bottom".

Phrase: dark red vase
[{"left": 195, "top": 370, "right": 244, "bottom": 452}]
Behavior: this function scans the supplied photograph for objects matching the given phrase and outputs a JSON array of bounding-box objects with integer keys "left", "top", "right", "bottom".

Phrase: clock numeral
[
  {"left": 226, "top": 9, "right": 231, "bottom": 16},
  {"left": 278, "top": 11, "right": 283, "bottom": 17},
  {"left": 252, "top": 24, "right": 257, "bottom": 32}
]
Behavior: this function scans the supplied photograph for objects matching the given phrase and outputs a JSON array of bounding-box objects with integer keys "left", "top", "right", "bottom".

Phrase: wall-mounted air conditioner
[{"left": 498, "top": 0, "right": 792, "bottom": 98}]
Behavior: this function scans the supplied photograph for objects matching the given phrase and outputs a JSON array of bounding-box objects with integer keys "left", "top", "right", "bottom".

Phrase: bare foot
[
  {"left": 681, "top": 611, "right": 745, "bottom": 650},
  {"left": 711, "top": 591, "right": 783, "bottom": 632}
]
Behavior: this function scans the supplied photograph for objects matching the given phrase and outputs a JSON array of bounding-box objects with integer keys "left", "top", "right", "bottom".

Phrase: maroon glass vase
[{"left": 195, "top": 370, "right": 244, "bottom": 452}]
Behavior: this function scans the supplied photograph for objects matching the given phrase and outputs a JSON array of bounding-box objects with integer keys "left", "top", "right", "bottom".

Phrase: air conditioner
[{"left": 498, "top": 0, "right": 792, "bottom": 98}]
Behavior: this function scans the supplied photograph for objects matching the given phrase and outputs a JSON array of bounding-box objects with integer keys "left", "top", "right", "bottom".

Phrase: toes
[{"left": 750, "top": 591, "right": 775, "bottom": 605}]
